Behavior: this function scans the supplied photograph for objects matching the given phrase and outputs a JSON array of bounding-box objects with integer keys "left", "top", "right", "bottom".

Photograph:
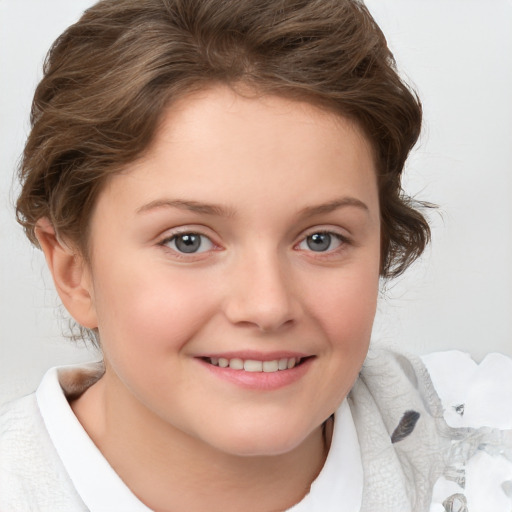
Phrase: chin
[{"left": 206, "top": 421, "right": 319, "bottom": 458}]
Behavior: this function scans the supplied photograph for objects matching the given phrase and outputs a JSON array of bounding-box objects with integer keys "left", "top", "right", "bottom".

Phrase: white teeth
[
  {"left": 263, "top": 360, "right": 279, "bottom": 373},
  {"left": 229, "top": 358, "right": 244, "bottom": 370},
  {"left": 208, "top": 356, "right": 303, "bottom": 372},
  {"left": 244, "top": 360, "right": 263, "bottom": 372},
  {"left": 278, "top": 358, "right": 288, "bottom": 370}
]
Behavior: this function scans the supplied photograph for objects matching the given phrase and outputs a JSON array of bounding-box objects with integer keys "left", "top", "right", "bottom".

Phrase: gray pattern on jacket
[{"left": 350, "top": 348, "right": 512, "bottom": 511}]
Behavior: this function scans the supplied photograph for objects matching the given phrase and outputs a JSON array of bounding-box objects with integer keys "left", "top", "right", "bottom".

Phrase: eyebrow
[
  {"left": 136, "top": 196, "right": 369, "bottom": 218},
  {"left": 298, "top": 197, "right": 369, "bottom": 217},
  {"left": 136, "top": 199, "right": 235, "bottom": 217}
]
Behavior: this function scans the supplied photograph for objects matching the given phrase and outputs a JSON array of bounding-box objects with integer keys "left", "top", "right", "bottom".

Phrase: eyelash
[
  {"left": 158, "top": 228, "right": 351, "bottom": 259},
  {"left": 158, "top": 229, "right": 218, "bottom": 259},
  {"left": 295, "top": 230, "right": 351, "bottom": 257}
]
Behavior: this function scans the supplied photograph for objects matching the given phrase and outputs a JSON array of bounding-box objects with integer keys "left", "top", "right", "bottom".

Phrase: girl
[{"left": 1, "top": 0, "right": 511, "bottom": 510}]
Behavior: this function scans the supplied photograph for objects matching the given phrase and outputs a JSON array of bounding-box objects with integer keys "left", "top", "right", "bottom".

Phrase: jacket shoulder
[{"left": 0, "top": 394, "right": 87, "bottom": 511}]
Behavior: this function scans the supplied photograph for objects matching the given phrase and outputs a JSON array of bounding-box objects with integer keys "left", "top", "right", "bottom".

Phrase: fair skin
[{"left": 37, "top": 85, "right": 381, "bottom": 512}]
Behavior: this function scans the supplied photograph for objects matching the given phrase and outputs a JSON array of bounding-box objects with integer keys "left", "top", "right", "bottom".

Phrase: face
[{"left": 83, "top": 85, "right": 381, "bottom": 457}]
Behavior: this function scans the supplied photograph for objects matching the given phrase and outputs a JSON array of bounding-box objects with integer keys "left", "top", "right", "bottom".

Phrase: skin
[{"left": 37, "top": 85, "right": 381, "bottom": 512}]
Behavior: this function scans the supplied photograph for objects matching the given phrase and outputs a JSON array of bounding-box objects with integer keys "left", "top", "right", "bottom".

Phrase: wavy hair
[{"left": 17, "top": 0, "right": 430, "bottom": 279}]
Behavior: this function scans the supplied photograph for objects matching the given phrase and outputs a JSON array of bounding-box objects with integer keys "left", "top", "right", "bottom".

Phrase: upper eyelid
[
  {"left": 162, "top": 231, "right": 211, "bottom": 242},
  {"left": 296, "top": 226, "right": 351, "bottom": 242},
  {"left": 158, "top": 225, "right": 217, "bottom": 242},
  {"left": 296, "top": 231, "right": 346, "bottom": 246},
  {"left": 302, "top": 228, "right": 347, "bottom": 236}
]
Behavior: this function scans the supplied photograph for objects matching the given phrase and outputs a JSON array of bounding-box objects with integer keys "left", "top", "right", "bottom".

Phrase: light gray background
[{"left": 1, "top": 0, "right": 511, "bottom": 406}]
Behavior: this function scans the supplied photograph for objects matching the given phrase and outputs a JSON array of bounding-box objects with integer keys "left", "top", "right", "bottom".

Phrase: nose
[{"left": 222, "top": 249, "right": 300, "bottom": 333}]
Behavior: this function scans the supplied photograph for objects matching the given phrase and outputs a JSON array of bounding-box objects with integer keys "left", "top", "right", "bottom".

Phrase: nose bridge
[{"left": 223, "top": 242, "right": 298, "bottom": 331}]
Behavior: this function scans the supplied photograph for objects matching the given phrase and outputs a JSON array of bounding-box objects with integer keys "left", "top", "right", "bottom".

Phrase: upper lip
[{"left": 195, "top": 351, "right": 312, "bottom": 361}]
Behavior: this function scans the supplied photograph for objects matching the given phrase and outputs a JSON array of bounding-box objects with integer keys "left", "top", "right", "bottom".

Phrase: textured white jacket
[{"left": 1, "top": 349, "right": 511, "bottom": 511}]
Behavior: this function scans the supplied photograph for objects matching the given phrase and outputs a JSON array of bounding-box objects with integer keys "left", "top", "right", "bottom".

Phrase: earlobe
[{"left": 35, "top": 218, "right": 98, "bottom": 329}]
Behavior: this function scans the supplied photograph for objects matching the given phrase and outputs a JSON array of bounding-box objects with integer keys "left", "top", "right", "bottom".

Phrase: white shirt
[
  {"left": 36, "top": 366, "right": 152, "bottom": 512},
  {"left": 36, "top": 365, "right": 364, "bottom": 512},
  {"left": 2, "top": 350, "right": 511, "bottom": 511}
]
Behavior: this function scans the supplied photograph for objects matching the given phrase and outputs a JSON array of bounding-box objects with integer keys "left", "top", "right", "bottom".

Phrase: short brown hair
[{"left": 16, "top": 0, "right": 430, "bottom": 278}]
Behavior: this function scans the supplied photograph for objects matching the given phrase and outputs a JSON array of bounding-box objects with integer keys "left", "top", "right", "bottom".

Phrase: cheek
[
  {"left": 307, "top": 263, "right": 379, "bottom": 347},
  {"left": 335, "top": 277, "right": 377, "bottom": 342},
  {"left": 294, "top": 264, "right": 379, "bottom": 424},
  {"left": 91, "top": 260, "right": 219, "bottom": 356}
]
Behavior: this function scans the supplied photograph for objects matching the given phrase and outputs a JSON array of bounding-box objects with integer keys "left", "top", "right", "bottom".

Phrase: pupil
[
  {"left": 307, "top": 233, "right": 331, "bottom": 252},
  {"left": 176, "top": 234, "right": 201, "bottom": 253}
]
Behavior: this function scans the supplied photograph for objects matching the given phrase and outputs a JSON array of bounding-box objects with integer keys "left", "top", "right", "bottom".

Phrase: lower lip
[{"left": 197, "top": 357, "right": 314, "bottom": 391}]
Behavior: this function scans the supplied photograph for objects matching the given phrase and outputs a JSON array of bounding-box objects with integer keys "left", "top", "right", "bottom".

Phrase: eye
[
  {"left": 163, "top": 232, "right": 214, "bottom": 254},
  {"left": 297, "top": 232, "right": 344, "bottom": 252}
]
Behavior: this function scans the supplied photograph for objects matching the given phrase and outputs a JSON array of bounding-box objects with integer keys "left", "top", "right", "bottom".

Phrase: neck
[{"left": 71, "top": 370, "right": 328, "bottom": 512}]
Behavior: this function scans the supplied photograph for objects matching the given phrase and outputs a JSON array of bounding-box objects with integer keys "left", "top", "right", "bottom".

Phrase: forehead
[
  {"left": 96, "top": 85, "right": 379, "bottom": 222},
  {"left": 150, "top": 85, "right": 375, "bottom": 165}
]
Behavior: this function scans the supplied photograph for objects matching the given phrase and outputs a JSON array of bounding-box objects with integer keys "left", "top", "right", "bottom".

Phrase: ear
[{"left": 35, "top": 218, "right": 98, "bottom": 329}]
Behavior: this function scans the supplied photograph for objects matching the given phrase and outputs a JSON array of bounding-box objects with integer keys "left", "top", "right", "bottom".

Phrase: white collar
[
  {"left": 36, "top": 364, "right": 363, "bottom": 512},
  {"left": 286, "top": 398, "right": 363, "bottom": 512},
  {"left": 36, "top": 364, "right": 151, "bottom": 512}
]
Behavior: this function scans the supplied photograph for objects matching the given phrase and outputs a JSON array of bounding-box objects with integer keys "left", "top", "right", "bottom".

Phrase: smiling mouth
[{"left": 202, "top": 356, "right": 309, "bottom": 373}]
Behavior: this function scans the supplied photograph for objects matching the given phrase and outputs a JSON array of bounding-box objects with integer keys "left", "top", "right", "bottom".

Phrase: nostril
[
  {"left": 224, "top": 302, "right": 297, "bottom": 332},
  {"left": 221, "top": 262, "right": 300, "bottom": 331}
]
